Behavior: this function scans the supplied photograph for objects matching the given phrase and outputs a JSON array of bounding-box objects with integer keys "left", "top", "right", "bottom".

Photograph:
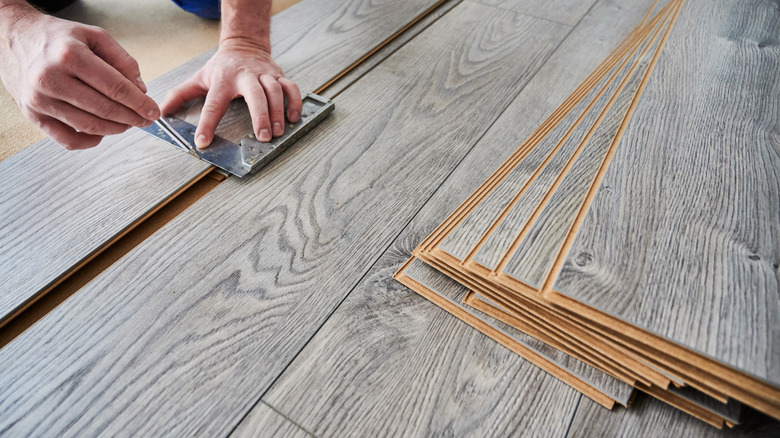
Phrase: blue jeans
[{"left": 30, "top": 0, "right": 221, "bottom": 19}]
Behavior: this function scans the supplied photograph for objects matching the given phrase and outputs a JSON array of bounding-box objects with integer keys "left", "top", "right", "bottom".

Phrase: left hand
[{"left": 161, "top": 42, "right": 301, "bottom": 149}]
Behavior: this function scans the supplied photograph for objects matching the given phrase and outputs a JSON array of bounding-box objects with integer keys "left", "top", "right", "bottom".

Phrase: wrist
[
  {"left": 0, "top": 2, "right": 42, "bottom": 52},
  {"left": 219, "top": 36, "right": 271, "bottom": 55}
]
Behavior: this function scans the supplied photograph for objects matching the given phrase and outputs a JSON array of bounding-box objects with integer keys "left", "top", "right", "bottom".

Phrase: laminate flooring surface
[
  {"left": 0, "top": 0, "right": 444, "bottom": 326},
  {"left": 551, "top": 0, "right": 780, "bottom": 386},
  {"left": 0, "top": 2, "right": 569, "bottom": 435}
]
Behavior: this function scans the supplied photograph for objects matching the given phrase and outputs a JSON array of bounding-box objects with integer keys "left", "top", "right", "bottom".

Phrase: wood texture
[
  {"left": 551, "top": 0, "right": 780, "bottom": 386},
  {"left": 502, "top": 21, "right": 663, "bottom": 286},
  {"left": 0, "top": 0, "right": 445, "bottom": 327},
  {"left": 473, "top": 0, "right": 598, "bottom": 26},
  {"left": 230, "top": 402, "right": 311, "bottom": 438},
  {"left": 0, "top": 3, "right": 570, "bottom": 435},
  {"left": 263, "top": 244, "right": 581, "bottom": 437}
]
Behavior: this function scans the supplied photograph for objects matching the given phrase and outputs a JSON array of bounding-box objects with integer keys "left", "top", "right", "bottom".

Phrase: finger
[
  {"left": 278, "top": 77, "right": 302, "bottom": 122},
  {"left": 44, "top": 75, "right": 152, "bottom": 128},
  {"left": 70, "top": 44, "right": 160, "bottom": 122},
  {"left": 259, "top": 74, "right": 285, "bottom": 137},
  {"left": 86, "top": 26, "right": 147, "bottom": 92},
  {"left": 238, "top": 75, "right": 272, "bottom": 142},
  {"left": 194, "top": 83, "right": 233, "bottom": 149},
  {"left": 35, "top": 114, "right": 104, "bottom": 150},
  {"left": 42, "top": 98, "right": 133, "bottom": 136},
  {"left": 160, "top": 76, "right": 208, "bottom": 116}
]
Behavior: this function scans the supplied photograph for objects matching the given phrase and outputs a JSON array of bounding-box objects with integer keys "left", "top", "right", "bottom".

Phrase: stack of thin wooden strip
[{"left": 395, "top": 0, "right": 780, "bottom": 428}]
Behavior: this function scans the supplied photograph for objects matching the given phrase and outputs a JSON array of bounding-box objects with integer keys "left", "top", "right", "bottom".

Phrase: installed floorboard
[
  {"left": 264, "top": 244, "right": 581, "bottom": 437},
  {"left": 0, "top": 0, "right": 447, "bottom": 327},
  {"left": 230, "top": 402, "right": 311, "bottom": 438},
  {"left": 473, "top": 0, "right": 598, "bottom": 26},
  {"left": 0, "top": 3, "right": 569, "bottom": 435},
  {"left": 551, "top": 0, "right": 780, "bottom": 386}
]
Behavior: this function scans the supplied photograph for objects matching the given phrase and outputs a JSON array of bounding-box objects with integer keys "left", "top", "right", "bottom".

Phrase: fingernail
[
  {"left": 290, "top": 111, "right": 299, "bottom": 122},
  {"left": 259, "top": 129, "right": 271, "bottom": 141},
  {"left": 273, "top": 122, "right": 282, "bottom": 136},
  {"left": 148, "top": 108, "right": 160, "bottom": 120},
  {"left": 195, "top": 134, "right": 210, "bottom": 149}
]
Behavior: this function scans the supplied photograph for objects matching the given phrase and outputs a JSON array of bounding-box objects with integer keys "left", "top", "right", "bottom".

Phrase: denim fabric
[{"left": 171, "top": 0, "right": 221, "bottom": 19}]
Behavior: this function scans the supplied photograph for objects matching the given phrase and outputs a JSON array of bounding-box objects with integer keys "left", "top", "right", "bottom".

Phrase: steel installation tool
[{"left": 140, "top": 93, "right": 334, "bottom": 177}]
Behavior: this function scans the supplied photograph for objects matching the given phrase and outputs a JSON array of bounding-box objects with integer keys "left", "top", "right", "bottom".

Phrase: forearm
[{"left": 219, "top": 0, "right": 272, "bottom": 53}]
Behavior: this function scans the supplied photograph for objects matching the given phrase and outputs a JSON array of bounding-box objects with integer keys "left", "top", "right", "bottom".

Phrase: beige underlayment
[{"left": 0, "top": 0, "right": 299, "bottom": 161}]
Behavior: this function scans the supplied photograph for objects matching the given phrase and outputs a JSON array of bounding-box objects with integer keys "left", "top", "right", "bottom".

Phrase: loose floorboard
[
  {"left": 551, "top": 0, "right": 780, "bottom": 387},
  {"left": 569, "top": 393, "right": 779, "bottom": 437},
  {"left": 0, "top": 0, "right": 444, "bottom": 327},
  {"left": 0, "top": 3, "right": 569, "bottom": 435},
  {"left": 399, "top": 257, "right": 631, "bottom": 407}
]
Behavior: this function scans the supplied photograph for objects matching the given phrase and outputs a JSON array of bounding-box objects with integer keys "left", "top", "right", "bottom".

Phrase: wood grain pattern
[
  {"left": 502, "top": 22, "right": 663, "bottom": 286},
  {"left": 0, "top": 0, "right": 447, "bottom": 327},
  {"left": 473, "top": 0, "right": 598, "bottom": 26},
  {"left": 471, "top": 34, "right": 651, "bottom": 271},
  {"left": 263, "top": 247, "right": 581, "bottom": 437},
  {"left": 0, "top": 3, "right": 570, "bottom": 435},
  {"left": 230, "top": 402, "right": 311, "bottom": 438},
  {"left": 552, "top": 0, "right": 780, "bottom": 386}
]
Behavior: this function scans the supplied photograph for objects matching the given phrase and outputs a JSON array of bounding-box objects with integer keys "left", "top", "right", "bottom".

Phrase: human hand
[
  {"left": 0, "top": 5, "right": 160, "bottom": 149},
  {"left": 160, "top": 41, "right": 302, "bottom": 149}
]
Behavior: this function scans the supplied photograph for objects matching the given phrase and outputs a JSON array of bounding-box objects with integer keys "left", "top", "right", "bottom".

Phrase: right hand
[{"left": 0, "top": 6, "right": 160, "bottom": 150}]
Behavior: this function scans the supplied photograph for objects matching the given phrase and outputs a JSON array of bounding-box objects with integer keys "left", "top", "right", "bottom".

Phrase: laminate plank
[
  {"left": 471, "top": 30, "right": 654, "bottom": 271},
  {"left": 0, "top": 3, "right": 570, "bottom": 435},
  {"left": 551, "top": 0, "right": 780, "bottom": 386},
  {"left": 0, "top": 0, "right": 444, "bottom": 326},
  {"left": 569, "top": 393, "right": 779, "bottom": 437},
  {"left": 502, "top": 16, "right": 666, "bottom": 286},
  {"left": 231, "top": 402, "right": 311, "bottom": 438},
  {"left": 402, "top": 257, "right": 632, "bottom": 407},
  {"left": 472, "top": 0, "right": 598, "bottom": 26}
]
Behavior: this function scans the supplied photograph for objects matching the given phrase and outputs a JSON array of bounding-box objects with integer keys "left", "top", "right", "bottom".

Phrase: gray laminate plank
[
  {"left": 472, "top": 33, "right": 649, "bottom": 271},
  {"left": 404, "top": 258, "right": 634, "bottom": 406},
  {"left": 472, "top": 0, "right": 598, "bottom": 25},
  {"left": 0, "top": 0, "right": 444, "bottom": 326},
  {"left": 0, "top": 3, "right": 569, "bottom": 436},
  {"left": 438, "top": 52, "right": 617, "bottom": 262},
  {"left": 569, "top": 393, "right": 779, "bottom": 437},
  {"left": 231, "top": 402, "right": 311, "bottom": 438},
  {"left": 552, "top": 0, "right": 780, "bottom": 385},
  {"left": 502, "top": 20, "right": 664, "bottom": 287}
]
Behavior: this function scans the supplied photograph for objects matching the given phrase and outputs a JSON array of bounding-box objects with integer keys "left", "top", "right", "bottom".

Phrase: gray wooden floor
[{"left": 0, "top": 0, "right": 777, "bottom": 436}]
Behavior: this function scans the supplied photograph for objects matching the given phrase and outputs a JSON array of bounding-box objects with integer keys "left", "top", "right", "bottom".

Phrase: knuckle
[
  {"left": 98, "top": 102, "right": 121, "bottom": 120},
  {"left": 107, "top": 81, "right": 131, "bottom": 102},
  {"left": 202, "top": 102, "right": 223, "bottom": 115},
  {"left": 265, "top": 82, "right": 282, "bottom": 94},
  {"left": 79, "top": 120, "right": 102, "bottom": 135}
]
